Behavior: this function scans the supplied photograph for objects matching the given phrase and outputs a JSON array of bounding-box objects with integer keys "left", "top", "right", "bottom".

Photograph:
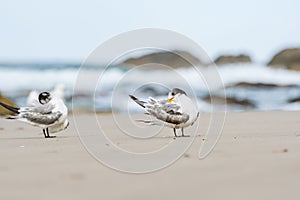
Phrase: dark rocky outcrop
[
  {"left": 214, "top": 54, "right": 252, "bottom": 65},
  {"left": 226, "top": 82, "right": 297, "bottom": 88},
  {"left": 288, "top": 97, "right": 300, "bottom": 103},
  {"left": 267, "top": 48, "right": 300, "bottom": 70},
  {"left": 0, "top": 93, "right": 16, "bottom": 115},
  {"left": 203, "top": 95, "right": 255, "bottom": 107},
  {"left": 121, "top": 50, "right": 203, "bottom": 68}
]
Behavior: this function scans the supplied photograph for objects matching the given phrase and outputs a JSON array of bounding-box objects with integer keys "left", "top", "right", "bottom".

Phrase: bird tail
[
  {"left": 129, "top": 95, "right": 146, "bottom": 108},
  {"left": 0, "top": 102, "right": 20, "bottom": 114},
  {"left": 135, "top": 119, "right": 162, "bottom": 126}
]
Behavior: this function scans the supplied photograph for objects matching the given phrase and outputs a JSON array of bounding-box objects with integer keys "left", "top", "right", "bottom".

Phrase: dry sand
[{"left": 0, "top": 111, "right": 300, "bottom": 200}]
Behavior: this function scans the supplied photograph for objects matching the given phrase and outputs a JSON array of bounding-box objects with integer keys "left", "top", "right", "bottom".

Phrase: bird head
[{"left": 167, "top": 88, "right": 187, "bottom": 103}]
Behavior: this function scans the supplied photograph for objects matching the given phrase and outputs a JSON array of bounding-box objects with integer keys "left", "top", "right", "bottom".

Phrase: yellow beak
[{"left": 167, "top": 96, "right": 174, "bottom": 102}]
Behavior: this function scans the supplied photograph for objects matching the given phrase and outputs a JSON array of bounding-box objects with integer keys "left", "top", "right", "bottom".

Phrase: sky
[{"left": 1, "top": 0, "right": 300, "bottom": 63}]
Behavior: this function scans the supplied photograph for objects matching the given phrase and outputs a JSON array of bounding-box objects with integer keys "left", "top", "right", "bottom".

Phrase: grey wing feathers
[
  {"left": 1, "top": 101, "right": 63, "bottom": 126},
  {"left": 21, "top": 111, "right": 62, "bottom": 125},
  {"left": 145, "top": 97, "right": 189, "bottom": 125},
  {"left": 161, "top": 101, "right": 181, "bottom": 114},
  {"left": 129, "top": 95, "right": 146, "bottom": 108}
]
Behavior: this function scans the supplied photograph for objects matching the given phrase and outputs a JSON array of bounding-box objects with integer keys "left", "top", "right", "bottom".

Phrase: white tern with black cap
[
  {"left": 0, "top": 92, "right": 69, "bottom": 138},
  {"left": 130, "top": 88, "right": 199, "bottom": 137}
]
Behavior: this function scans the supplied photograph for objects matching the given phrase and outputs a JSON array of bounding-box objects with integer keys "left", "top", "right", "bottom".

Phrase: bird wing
[
  {"left": 145, "top": 97, "right": 189, "bottom": 125},
  {"left": 1, "top": 100, "right": 63, "bottom": 126},
  {"left": 20, "top": 111, "right": 62, "bottom": 125}
]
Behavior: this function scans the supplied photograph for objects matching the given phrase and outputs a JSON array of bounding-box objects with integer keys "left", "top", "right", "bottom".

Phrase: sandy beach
[{"left": 0, "top": 111, "right": 300, "bottom": 200}]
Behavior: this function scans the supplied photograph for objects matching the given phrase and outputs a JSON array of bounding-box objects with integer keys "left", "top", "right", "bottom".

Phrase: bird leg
[
  {"left": 181, "top": 128, "right": 190, "bottom": 137},
  {"left": 43, "top": 128, "right": 56, "bottom": 138},
  {"left": 173, "top": 128, "right": 178, "bottom": 137},
  {"left": 43, "top": 129, "right": 47, "bottom": 138},
  {"left": 47, "top": 128, "right": 56, "bottom": 138}
]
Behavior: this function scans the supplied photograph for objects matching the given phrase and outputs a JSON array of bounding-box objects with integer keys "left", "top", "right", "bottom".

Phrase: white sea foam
[
  {"left": 1, "top": 63, "right": 300, "bottom": 111},
  {"left": 217, "top": 63, "right": 300, "bottom": 86}
]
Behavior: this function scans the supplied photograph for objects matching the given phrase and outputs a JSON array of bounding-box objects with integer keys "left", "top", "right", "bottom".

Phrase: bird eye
[{"left": 171, "top": 92, "right": 175, "bottom": 96}]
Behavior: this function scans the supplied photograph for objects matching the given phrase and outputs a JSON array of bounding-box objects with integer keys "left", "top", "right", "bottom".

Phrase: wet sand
[{"left": 0, "top": 111, "right": 300, "bottom": 200}]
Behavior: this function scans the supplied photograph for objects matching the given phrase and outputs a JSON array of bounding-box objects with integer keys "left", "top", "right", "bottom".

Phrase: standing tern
[
  {"left": 0, "top": 92, "right": 69, "bottom": 138},
  {"left": 130, "top": 88, "right": 199, "bottom": 137}
]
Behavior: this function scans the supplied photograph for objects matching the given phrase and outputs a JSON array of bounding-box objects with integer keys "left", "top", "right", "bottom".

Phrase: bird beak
[{"left": 167, "top": 97, "right": 174, "bottom": 102}]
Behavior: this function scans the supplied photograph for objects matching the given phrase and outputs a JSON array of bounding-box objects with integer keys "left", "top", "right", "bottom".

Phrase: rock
[
  {"left": 121, "top": 50, "right": 203, "bottom": 68},
  {"left": 0, "top": 93, "right": 16, "bottom": 115},
  {"left": 267, "top": 48, "right": 300, "bottom": 70},
  {"left": 233, "top": 82, "right": 279, "bottom": 88},
  {"left": 225, "top": 97, "right": 254, "bottom": 107},
  {"left": 288, "top": 97, "right": 300, "bottom": 103},
  {"left": 227, "top": 82, "right": 297, "bottom": 88},
  {"left": 137, "top": 86, "right": 169, "bottom": 96},
  {"left": 203, "top": 95, "right": 255, "bottom": 107},
  {"left": 214, "top": 54, "right": 252, "bottom": 65}
]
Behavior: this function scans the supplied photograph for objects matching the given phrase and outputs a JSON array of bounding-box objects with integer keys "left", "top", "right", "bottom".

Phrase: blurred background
[{"left": 1, "top": 0, "right": 300, "bottom": 112}]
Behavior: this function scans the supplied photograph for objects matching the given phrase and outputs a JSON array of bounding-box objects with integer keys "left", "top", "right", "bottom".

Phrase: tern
[
  {"left": 0, "top": 92, "right": 69, "bottom": 138},
  {"left": 129, "top": 88, "right": 199, "bottom": 137}
]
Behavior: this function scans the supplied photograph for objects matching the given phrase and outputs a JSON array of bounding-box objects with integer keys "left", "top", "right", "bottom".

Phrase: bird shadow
[
  {"left": 0, "top": 134, "right": 76, "bottom": 140},
  {"left": 0, "top": 136, "right": 47, "bottom": 140},
  {"left": 154, "top": 134, "right": 203, "bottom": 139}
]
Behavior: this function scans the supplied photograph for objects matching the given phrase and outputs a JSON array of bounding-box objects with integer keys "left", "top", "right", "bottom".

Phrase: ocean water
[{"left": 1, "top": 63, "right": 300, "bottom": 112}]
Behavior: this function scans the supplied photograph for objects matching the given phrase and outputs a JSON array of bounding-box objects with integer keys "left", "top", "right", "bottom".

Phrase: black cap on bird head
[
  {"left": 39, "top": 92, "right": 51, "bottom": 104},
  {"left": 167, "top": 88, "right": 187, "bottom": 102},
  {"left": 170, "top": 88, "right": 187, "bottom": 96}
]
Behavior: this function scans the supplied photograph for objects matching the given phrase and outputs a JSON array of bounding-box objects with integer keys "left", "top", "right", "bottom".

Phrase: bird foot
[
  {"left": 173, "top": 135, "right": 190, "bottom": 138},
  {"left": 180, "top": 135, "right": 190, "bottom": 137},
  {"left": 45, "top": 135, "right": 56, "bottom": 138}
]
